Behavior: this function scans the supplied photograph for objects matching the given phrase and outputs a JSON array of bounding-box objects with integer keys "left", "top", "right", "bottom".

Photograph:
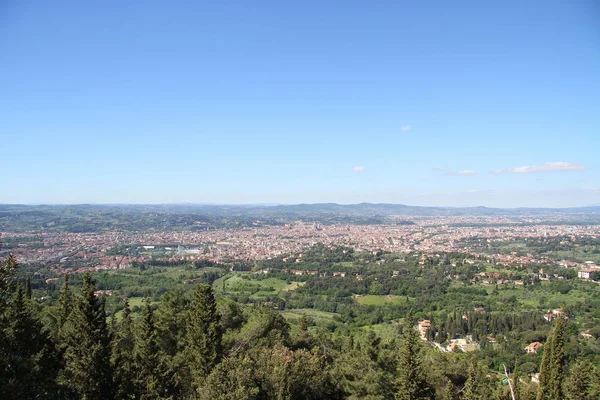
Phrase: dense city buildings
[{"left": 3, "top": 216, "right": 599, "bottom": 277}]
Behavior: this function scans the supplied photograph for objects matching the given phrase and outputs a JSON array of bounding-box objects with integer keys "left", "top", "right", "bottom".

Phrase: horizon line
[{"left": 1, "top": 202, "right": 599, "bottom": 210}]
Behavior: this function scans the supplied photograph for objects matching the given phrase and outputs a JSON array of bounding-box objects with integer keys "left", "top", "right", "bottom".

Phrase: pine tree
[
  {"left": 154, "top": 290, "right": 189, "bottom": 397},
  {"left": 564, "top": 358, "right": 594, "bottom": 400},
  {"left": 395, "top": 311, "right": 432, "bottom": 400},
  {"left": 185, "top": 284, "right": 222, "bottom": 387},
  {"left": 135, "top": 298, "right": 174, "bottom": 400},
  {"left": 0, "top": 284, "right": 59, "bottom": 399},
  {"left": 112, "top": 299, "right": 137, "bottom": 399},
  {"left": 60, "top": 272, "right": 113, "bottom": 400},
  {"left": 155, "top": 289, "right": 188, "bottom": 357}
]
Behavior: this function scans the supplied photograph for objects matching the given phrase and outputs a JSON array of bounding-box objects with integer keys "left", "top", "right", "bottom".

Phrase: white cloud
[
  {"left": 445, "top": 169, "right": 478, "bottom": 176},
  {"left": 467, "top": 189, "right": 479, "bottom": 193},
  {"left": 401, "top": 124, "right": 411, "bottom": 132},
  {"left": 492, "top": 161, "right": 589, "bottom": 174},
  {"left": 352, "top": 166, "right": 366, "bottom": 172}
]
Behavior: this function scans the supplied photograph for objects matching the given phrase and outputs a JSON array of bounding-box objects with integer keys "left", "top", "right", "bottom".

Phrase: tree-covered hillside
[{"left": 2, "top": 245, "right": 600, "bottom": 399}]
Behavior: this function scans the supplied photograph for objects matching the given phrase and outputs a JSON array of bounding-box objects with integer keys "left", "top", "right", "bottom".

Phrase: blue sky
[{"left": 1, "top": 0, "right": 599, "bottom": 207}]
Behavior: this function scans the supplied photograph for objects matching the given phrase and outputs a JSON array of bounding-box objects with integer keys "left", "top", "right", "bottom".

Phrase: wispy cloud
[
  {"left": 401, "top": 124, "right": 411, "bottom": 132},
  {"left": 445, "top": 169, "right": 478, "bottom": 176},
  {"left": 467, "top": 189, "right": 480, "bottom": 193},
  {"left": 352, "top": 166, "right": 366, "bottom": 172},
  {"left": 492, "top": 161, "right": 588, "bottom": 174}
]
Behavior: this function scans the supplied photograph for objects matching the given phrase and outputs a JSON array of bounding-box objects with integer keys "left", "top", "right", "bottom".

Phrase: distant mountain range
[
  {"left": 2, "top": 202, "right": 600, "bottom": 232},
  {"left": 1, "top": 202, "right": 600, "bottom": 219}
]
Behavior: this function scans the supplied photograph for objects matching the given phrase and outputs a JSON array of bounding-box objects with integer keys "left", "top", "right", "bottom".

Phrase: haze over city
[{"left": 1, "top": 1, "right": 599, "bottom": 207}]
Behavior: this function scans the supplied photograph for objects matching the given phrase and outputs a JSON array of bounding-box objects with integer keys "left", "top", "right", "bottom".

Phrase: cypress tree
[
  {"left": 300, "top": 314, "right": 309, "bottom": 332},
  {"left": 57, "top": 274, "right": 73, "bottom": 329},
  {"left": 185, "top": 284, "right": 222, "bottom": 388},
  {"left": 548, "top": 316, "right": 567, "bottom": 400},
  {"left": 25, "top": 276, "right": 32, "bottom": 300},
  {"left": 537, "top": 316, "right": 568, "bottom": 400},
  {"left": 512, "top": 363, "right": 521, "bottom": 400},
  {"left": 60, "top": 272, "right": 113, "bottom": 400},
  {"left": 463, "top": 357, "right": 483, "bottom": 400},
  {"left": 536, "top": 336, "right": 553, "bottom": 400},
  {"left": 395, "top": 311, "right": 432, "bottom": 400}
]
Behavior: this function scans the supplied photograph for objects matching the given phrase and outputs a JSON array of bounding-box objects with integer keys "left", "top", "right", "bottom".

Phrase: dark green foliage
[
  {"left": 156, "top": 289, "right": 189, "bottom": 358},
  {"left": 537, "top": 317, "right": 567, "bottom": 400},
  {"left": 395, "top": 312, "right": 432, "bottom": 400},
  {"left": 548, "top": 316, "right": 567, "bottom": 400},
  {"left": 56, "top": 274, "right": 73, "bottom": 330},
  {"left": 441, "top": 378, "right": 456, "bottom": 400},
  {"left": 197, "top": 355, "right": 260, "bottom": 400},
  {"left": 60, "top": 273, "right": 113, "bottom": 400},
  {"left": 184, "top": 284, "right": 222, "bottom": 387},
  {"left": 0, "top": 254, "right": 17, "bottom": 301},
  {"left": 493, "top": 381, "right": 512, "bottom": 400},
  {"left": 111, "top": 299, "right": 137, "bottom": 399},
  {"left": 25, "top": 276, "right": 32, "bottom": 299},
  {"left": 0, "top": 284, "right": 59, "bottom": 399},
  {"left": 3, "top": 240, "right": 600, "bottom": 399},
  {"left": 154, "top": 289, "right": 189, "bottom": 396},
  {"left": 512, "top": 364, "right": 520, "bottom": 400},
  {"left": 564, "top": 358, "right": 596, "bottom": 400},
  {"left": 235, "top": 306, "right": 290, "bottom": 349},
  {"left": 199, "top": 344, "right": 345, "bottom": 400},
  {"left": 463, "top": 357, "right": 484, "bottom": 400},
  {"left": 134, "top": 298, "right": 174, "bottom": 399},
  {"left": 536, "top": 336, "right": 553, "bottom": 400}
]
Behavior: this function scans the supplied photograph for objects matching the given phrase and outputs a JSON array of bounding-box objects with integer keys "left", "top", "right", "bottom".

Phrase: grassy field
[
  {"left": 112, "top": 296, "right": 158, "bottom": 320},
  {"left": 480, "top": 280, "right": 600, "bottom": 311},
  {"left": 332, "top": 261, "right": 356, "bottom": 268},
  {"left": 213, "top": 274, "right": 299, "bottom": 299},
  {"left": 355, "top": 294, "right": 410, "bottom": 306},
  {"left": 281, "top": 308, "right": 339, "bottom": 321},
  {"left": 361, "top": 322, "right": 399, "bottom": 340}
]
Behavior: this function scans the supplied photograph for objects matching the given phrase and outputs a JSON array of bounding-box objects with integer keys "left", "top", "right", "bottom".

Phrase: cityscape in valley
[
  {"left": 4, "top": 205, "right": 600, "bottom": 277},
  {"left": 3, "top": 203, "right": 600, "bottom": 398},
  {"left": 2, "top": 203, "right": 600, "bottom": 398}
]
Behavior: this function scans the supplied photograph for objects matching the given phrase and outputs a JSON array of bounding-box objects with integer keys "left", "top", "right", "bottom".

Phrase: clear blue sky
[{"left": 1, "top": 0, "right": 599, "bottom": 207}]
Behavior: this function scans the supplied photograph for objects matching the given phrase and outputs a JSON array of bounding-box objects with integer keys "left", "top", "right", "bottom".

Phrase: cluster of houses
[
  {"left": 468, "top": 271, "right": 526, "bottom": 286},
  {"left": 415, "top": 305, "right": 593, "bottom": 356},
  {"left": 577, "top": 261, "right": 599, "bottom": 280},
  {"left": 252, "top": 267, "right": 364, "bottom": 280}
]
